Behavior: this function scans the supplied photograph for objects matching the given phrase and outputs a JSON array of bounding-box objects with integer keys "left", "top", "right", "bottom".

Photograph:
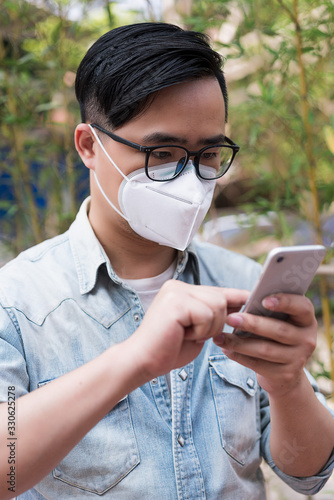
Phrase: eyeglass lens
[{"left": 146, "top": 145, "right": 234, "bottom": 181}]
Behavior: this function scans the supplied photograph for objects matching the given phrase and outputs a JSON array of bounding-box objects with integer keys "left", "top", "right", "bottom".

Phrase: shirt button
[
  {"left": 151, "top": 378, "right": 158, "bottom": 386},
  {"left": 133, "top": 313, "right": 140, "bottom": 322},
  {"left": 178, "top": 369, "right": 188, "bottom": 381},
  {"left": 246, "top": 377, "right": 255, "bottom": 389},
  {"left": 177, "top": 435, "right": 185, "bottom": 447}
]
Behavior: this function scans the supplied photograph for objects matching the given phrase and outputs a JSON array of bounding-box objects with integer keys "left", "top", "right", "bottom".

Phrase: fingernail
[
  {"left": 214, "top": 333, "right": 226, "bottom": 346},
  {"left": 262, "top": 297, "right": 279, "bottom": 309},
  {"left": 226, "top": 314, "right": 243, "bottom": 327},
  {"left": 221, "top": 348, "right": 232, "bottom": 357}
]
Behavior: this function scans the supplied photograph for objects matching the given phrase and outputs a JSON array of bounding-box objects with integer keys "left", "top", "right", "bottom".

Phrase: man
[{"left": 0, "top": 22, "right": 333, "bottom": 499}]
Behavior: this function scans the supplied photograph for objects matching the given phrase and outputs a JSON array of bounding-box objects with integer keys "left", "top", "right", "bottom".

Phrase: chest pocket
[
  {"left": 53, "top": 396, "right": 140, "bottom": 495},
  {"left": 209, "top": 355, "right": 260, "bottom": 465}
]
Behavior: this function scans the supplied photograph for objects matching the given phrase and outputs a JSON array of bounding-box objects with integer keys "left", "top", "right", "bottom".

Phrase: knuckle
[
  {"left": 160, "top": 279, "right": 185, "bottom": 301},
  {"left": 305, "top": 332, "right": 317, "bottom": 355},
  {"left": 215, "top": 301, "right": 227, "bottom": 317},
  {"left": 161, "top": 279, "right": 179, "bottom": 292},
  {"left": 247, "top": 313, "right": 261, "bottom": 332},
  {"left": 275, "top": 320, "right": 290, "bottom": 340},
  {"left": 280, "top": 370, "right": 295, "bottom": 387},
  {"left": 277, "top": 293, "right": 290, "bottom": 308},
  {"left": 260, "top": 342, "right": 274, "bottom": 359},
  {"left": 204, "top": 308, "right": 215, "bottom": 324},
  {"left": 304, "top": 296, "right": 314, "bottom": 313}
]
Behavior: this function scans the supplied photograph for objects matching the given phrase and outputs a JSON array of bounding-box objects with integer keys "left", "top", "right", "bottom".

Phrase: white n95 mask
[{"left": 90, "top": 125, "right": 216, "bottom": 251}]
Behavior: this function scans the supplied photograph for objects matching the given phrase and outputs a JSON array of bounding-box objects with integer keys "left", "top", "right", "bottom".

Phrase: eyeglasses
[{"left": 91, "top": 123, "right": 240, "bottom": 182}]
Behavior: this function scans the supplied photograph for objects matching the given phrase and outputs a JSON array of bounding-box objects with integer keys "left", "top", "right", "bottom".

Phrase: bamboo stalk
[
  {"left": 56, "top": 8, "right": 77, "bottom": 220},
  {"left": 62, "top": 88, "right": 77, "bottom": 218}
]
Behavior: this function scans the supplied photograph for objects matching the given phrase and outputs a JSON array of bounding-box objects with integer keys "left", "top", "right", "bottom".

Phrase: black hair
[{"left": 75, "top": 22, "right": 228, "bottom": 129}]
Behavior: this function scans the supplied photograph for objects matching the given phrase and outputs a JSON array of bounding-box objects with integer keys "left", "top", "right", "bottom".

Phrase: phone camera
[{"left": 276, "top": 256, "right": 284, "bottom": 263}]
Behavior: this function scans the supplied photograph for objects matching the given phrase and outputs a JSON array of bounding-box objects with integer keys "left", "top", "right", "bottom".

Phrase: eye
[
  {"left": 202, "top": 151, "right": 218, "bottom": 160},
  {"left": 151, "top": 150, "right": 171, "bottom": 160}
]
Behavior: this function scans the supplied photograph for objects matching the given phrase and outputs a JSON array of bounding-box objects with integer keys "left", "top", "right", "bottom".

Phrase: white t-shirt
[
  {"left": 123, "top": 260, "right": 177, "bottom": 393},
  {"left": 122, "top": 260, "right": 177, "bottom": 312}
]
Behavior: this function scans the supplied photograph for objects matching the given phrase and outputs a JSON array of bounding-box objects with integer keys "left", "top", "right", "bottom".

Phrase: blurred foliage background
[
  {"left": 1, "top": 1, "right": 334, "bottom": 496},
  {"left": 1, "top": 0, "right": 334, "bottom": 254}
]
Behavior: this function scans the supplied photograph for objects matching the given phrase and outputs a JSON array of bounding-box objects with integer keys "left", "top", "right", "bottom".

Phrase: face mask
[{"left": 90, "top": 125, "right": 216, "bottom": 251}]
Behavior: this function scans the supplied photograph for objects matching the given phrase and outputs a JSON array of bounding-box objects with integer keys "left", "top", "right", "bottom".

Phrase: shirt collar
[
  {"left": 173, "top": 242, "right": 200, "bottom": 285},
  {"left": 69, "top": 197, "right": 201, "bottom": 294},
  {"left": 69, "top": 197, "right": 108, "bottom": 295}
]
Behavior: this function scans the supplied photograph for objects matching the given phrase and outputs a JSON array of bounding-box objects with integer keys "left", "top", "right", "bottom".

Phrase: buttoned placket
[
  {"left": 171, "top": 364, "right": 206, "bottom": 500},
  {"left": 150, "top": 375, "right": 172, "bottom": 429},
  {"left": 127, "top": 292, "right": 144, "bottom": 329}
]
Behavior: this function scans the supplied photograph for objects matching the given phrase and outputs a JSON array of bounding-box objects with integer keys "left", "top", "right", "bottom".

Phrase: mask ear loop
[{"left": 88, "top": 124, "right": 130, "bottom": 221}]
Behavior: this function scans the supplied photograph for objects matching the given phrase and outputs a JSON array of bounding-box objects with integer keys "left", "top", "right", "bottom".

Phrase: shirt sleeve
[
  {"left": 0, "top": 304, "right": 29, "bottom": 403},
  {"left": 260, "top": 369, "right": 334, "bottom": 495}
]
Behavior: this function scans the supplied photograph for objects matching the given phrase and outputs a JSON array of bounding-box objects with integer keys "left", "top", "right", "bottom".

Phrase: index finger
[
  {"left": 224, "top": 288, "right": 250, "bottom": 314},
  {"left": 189, "top": 286, "right": 249, "bottom": 316},
  {"left": 215, "top": 287, "right": 250, "bottom": 311},
  {"left": 188, "top": 286, "right": 249, "bottom": 306}
]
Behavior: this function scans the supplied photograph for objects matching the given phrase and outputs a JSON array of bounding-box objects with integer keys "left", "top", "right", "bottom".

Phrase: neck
[
  {"left": 88, "top": 200, "right": 177, "bottom": 279},
  {"left": 106, "top": 237, "right": 177, "bottom": 280}
]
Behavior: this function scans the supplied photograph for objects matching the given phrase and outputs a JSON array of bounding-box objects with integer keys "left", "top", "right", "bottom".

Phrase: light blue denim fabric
[{"left": 0, "top": 198, "right": 333, "bottom": 499}]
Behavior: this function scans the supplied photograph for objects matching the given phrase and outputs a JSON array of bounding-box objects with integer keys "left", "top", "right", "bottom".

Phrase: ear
[{"left": 75, "top": 123, "right": 96, "bottom": 170}]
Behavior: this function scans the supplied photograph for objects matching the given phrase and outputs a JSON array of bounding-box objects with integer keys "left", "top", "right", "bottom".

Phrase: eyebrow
[{"left": 141, "top": 132, "right": 226, "bottom": 146}]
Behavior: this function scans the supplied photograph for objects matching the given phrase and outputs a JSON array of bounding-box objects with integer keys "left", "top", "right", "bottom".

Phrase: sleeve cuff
[{"left": 266, "top": 446, "right": 334, "bottom": 495}]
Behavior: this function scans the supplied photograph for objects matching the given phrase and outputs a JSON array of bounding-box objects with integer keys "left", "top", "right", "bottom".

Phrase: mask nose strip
[
  {"left": 181, "top": 160, "right": 195, "bottom": 175},
  {"left": 176, "top": 158, "right": 185, "bottom": 174}
]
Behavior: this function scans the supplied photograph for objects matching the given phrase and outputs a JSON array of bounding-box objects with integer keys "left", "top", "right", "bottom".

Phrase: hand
[
  {"left": 214, "top": 293, "right": 317, "bottom": 398},
  {"left": 127, "top": 281, "right": 250, "bottom": 381}
]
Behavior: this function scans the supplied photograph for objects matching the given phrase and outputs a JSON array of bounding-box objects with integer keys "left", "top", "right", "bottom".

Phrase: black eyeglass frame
[{"left": 90, "top": 123, "right": 240, "bottom": 182}]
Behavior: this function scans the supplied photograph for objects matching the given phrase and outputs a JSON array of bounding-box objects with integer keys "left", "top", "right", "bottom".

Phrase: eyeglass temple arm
[
  {"left": 225, "top": 136, "right": 240, "bottom": 150},
  {"left": 90, "top": 123, "right": 148, "bottom": 152}
]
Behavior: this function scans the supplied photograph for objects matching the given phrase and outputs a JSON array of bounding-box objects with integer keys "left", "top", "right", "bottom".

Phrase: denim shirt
[{"left": 0, "top": 198, "right": 333, "bottom": 499}]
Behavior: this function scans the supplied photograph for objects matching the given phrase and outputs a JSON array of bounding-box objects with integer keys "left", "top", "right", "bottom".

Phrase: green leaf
[
  {"left": 51, "top": 19, "right": 63, "bottom": 46},
  {"left": 35, "top": 102, "right": 60, "bottom": 112},
  {"left": 302, "top": 46, "right": 315, "bottom": 53}
]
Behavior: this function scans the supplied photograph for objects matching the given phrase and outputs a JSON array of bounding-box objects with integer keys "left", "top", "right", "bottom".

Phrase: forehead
[{"left": 115, "top": 77, "right": 226, "bottom": 145}]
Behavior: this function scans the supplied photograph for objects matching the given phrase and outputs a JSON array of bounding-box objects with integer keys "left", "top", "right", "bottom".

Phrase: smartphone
[{"left": 234, "top": 244, "right": 326, "bottom": 336}]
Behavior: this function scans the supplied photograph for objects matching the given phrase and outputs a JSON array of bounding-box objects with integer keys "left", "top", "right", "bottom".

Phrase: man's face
[{"left": 90, "top": 77, "right": 226, "bottom": 241}]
